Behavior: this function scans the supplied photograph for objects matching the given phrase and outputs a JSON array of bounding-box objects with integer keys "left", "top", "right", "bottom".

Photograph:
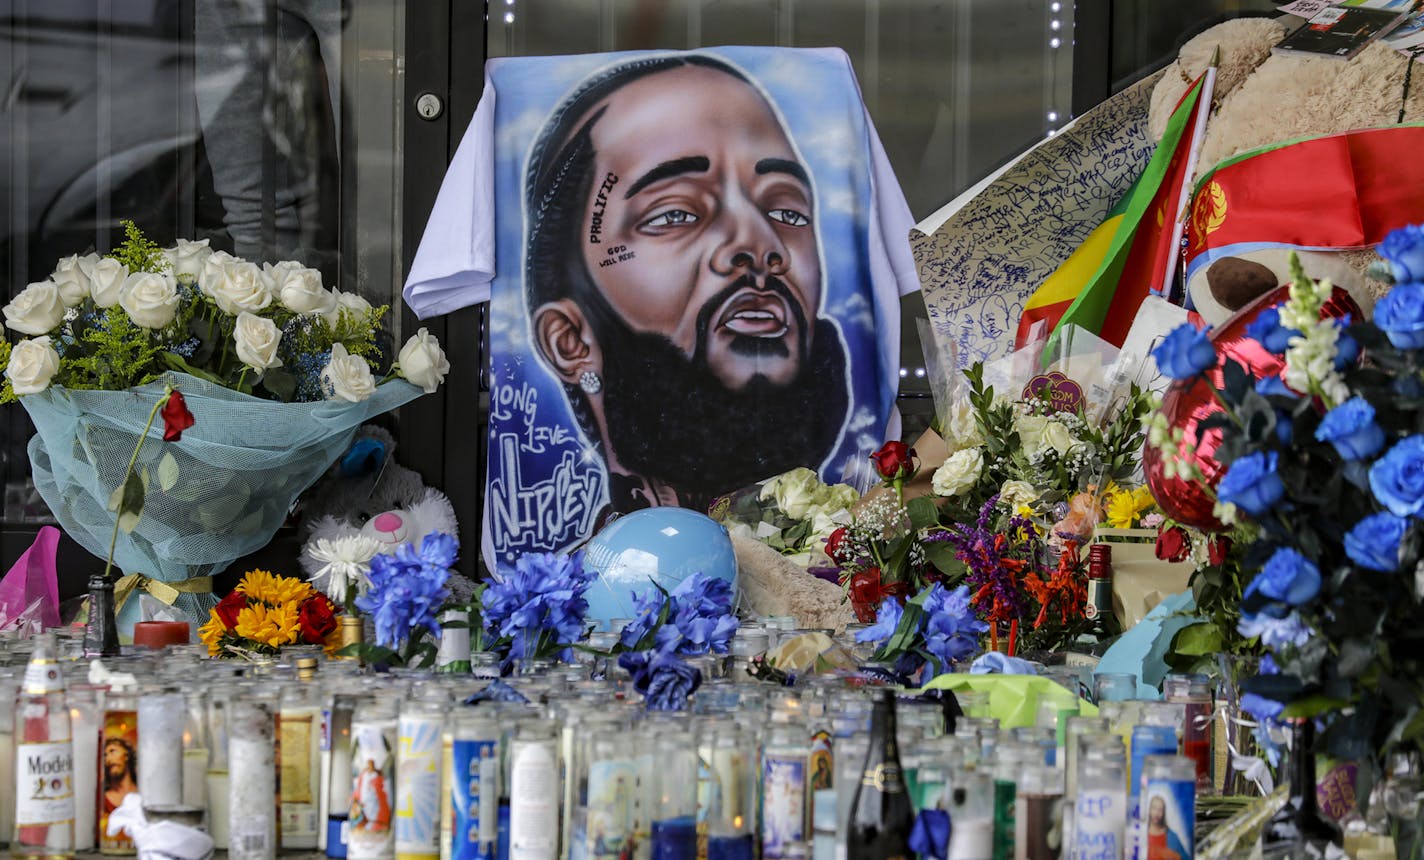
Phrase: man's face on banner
[{"left": 576, "top": 65, "right": 822, "bottom": 390}]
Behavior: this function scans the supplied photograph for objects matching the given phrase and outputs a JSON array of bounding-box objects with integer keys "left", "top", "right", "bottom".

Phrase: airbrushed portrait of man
[{"left": 523, "top": 54, "right": 850, "bottom": 519}]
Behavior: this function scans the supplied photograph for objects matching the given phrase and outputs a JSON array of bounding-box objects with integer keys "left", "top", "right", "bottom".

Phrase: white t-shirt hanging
[{"left": 404, "top": 47, "right": 920, "bottom": 573}]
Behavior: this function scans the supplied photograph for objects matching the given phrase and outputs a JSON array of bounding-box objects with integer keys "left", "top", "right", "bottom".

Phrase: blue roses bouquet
[
  {"left": 856, "top": 582, "right": 987, "bottom": 679},
  {"left": 601, "top": 571, "right": 738, "bottom": 710},
  {"left": 1147, "top": 225, "right": 1424, "bottom": 794},
  {"left": 481, "top": 550, "right": 595, "bottom": 667}
]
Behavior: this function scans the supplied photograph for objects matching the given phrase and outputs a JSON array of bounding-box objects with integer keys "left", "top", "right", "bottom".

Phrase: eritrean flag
[
  {"left": 1016, "top": 68, "right": 1215, "bottom": 349},
  {"left": 1183, "top": 124, "right": 1424, "bottom": 293}
]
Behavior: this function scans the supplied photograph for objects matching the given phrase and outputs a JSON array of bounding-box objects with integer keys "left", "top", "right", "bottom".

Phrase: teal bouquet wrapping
[
  {"left": 23, "top": 373, "right": 420, "bottom": 623},
  {"left": 2, "top": 224, "right": 449, "bottom": 626}
]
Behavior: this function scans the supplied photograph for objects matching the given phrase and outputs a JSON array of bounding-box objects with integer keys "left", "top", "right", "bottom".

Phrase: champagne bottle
[
  {"left": 13, "top": 631, "right": 75, "bottom": 858},
  {"left": 1260, "top": 719, "right": 1342, "bottom": 855},
  {"left": 847, "top": 690, "right": 914, "bottom": 860},
  {"left": 1084, "top": 545, "right": 1120, "bottom": 644}
]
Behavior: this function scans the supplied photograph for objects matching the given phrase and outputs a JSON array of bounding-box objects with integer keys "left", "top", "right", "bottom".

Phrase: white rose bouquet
[
  {"left": 1, "top": 222, "right": 448, "bottom": 403},
  {"left": 710, "top": 467, "right": 859, "bottom": 564},
  {"left": 0, "top": 223, "right": 451, "bottom": 629}
]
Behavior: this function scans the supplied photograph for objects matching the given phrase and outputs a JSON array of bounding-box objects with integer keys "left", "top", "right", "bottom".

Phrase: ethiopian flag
[{"left": 1016, "top": 68, "right": 1214, "bottom": 348}]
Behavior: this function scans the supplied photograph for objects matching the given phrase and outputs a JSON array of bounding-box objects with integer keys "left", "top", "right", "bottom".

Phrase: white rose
[
  {"left": 397, "top": 328, "right": 449, "bottom": 394},
  {"left": 5, "top": 336, "right": 61, "bottom": 395},
  {"left": 931, "top": 447, "right": 983, "bottom": 498},
  {"left": 3, "top": 281, "right": 66, "bottom": 335},
  {"left": 1039, "top": 420, "right": 1082, "bottom": 458},
  {"left": 269, "top": 264, "right": 336, "bottom": 315},
  {"left": 322, "top": 343, "right": 376, "bottom": 402},
  {"left": 823, "top": 483, "right": 859, "bottom": 513},
  {"left": 119, "top": 271, "right": 180, "bottom": 329},
  {"left": 164, "top": 238, "right": 213, "bottom": 283},
  {"left": 233, "top": 312, "right": 284, "bottom": 371},
  {"left": 49, "top": 254, "right": 92, "bottom": 307},
  {"left": 944, "top": 400, "right": 984, "bottom": 450},
  {"left": 198, "top": 250, "right": 239, "bottom": 296},
  {"left": 207, "top": 260, "right": 272, "bottom": 315},
  {"left": 998, "top": 480, "right": 1039, "bottom": 510},
  {"left": 322, "top": 290, "right": 372, "bottom": 329},
  {"left": 88, "top": 258, "right": 130, "bottom": 308},
  {"left": 1015, "top": 414, "right": 1049, "bottom": 455},
  {"left": 765, "top": 467, "right": 823, "bottom": 520}
]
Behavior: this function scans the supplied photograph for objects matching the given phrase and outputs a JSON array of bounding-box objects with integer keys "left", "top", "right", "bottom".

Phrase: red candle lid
[{"left": 132, "top": 620, "right": 191, "bottom": 650}]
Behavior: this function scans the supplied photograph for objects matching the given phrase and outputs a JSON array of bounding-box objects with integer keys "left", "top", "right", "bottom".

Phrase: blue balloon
[{"left": 582, "top": 508, "right": 738, "bottom": 631}]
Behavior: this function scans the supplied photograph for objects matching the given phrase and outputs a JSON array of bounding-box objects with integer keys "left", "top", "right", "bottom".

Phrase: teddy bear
[
  {"left": 298, "top": 424, "right": 476, "bottom": 599},
  {"left": 1147, "top": 15, "right": 1424, "bottom": 325}
]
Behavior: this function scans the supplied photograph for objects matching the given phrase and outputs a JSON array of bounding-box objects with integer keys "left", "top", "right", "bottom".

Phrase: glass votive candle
[
  {"left": 68, "top": 683, "right": 107, "bottom": 852},
  {"left": 1092, "top": 672, "right": 1138, "bottom": 704},
  {"left": 138, "top": 685, "right": 186, "bottom": 807},
  {"left": 229, "top": 689, "right": 279, "bottom": 860}
]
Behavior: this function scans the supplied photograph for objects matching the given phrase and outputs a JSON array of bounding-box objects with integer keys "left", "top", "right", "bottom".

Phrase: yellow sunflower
[
  {"left": 236, "top": 568, "right": 314, "bottom": 607},
  {"left": 233, "top": 601, "right": 302, "bottom": 649},
  {"left": 197, "top": 612, "right": 228, "bottom": 656},
  {"left": 1104, "top": 485, "right": 1156, "bottom": 529}
]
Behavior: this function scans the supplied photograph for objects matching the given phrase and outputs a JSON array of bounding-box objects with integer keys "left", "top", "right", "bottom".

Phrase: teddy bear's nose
[{"left": 372, "top": 512, "right": 404, "bottom": 533}]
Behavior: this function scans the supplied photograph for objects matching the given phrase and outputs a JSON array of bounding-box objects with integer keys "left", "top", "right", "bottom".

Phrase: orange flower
[
  {"left": 233, "top": 601, "right": 301, "bottom": 649},
  {"left": 236, "top": 568, "right": 313, "bottom": 606},
  {"left": 197, "top": 612, "right": 227, "bottom": 656}
]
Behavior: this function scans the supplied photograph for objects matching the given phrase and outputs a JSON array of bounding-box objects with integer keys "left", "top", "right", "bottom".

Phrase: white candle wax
[
  {"left": 229, "top": 699, "right": 277, "bottom": 860},
  {"left": 138, "top": 692, "right": 185, "bottom": 807},
  {"left": 206, "top": 771, "right": 231, "bottom": 849},
  {"left": 71, "top": 705, "right": 102, "bottom": 851}
]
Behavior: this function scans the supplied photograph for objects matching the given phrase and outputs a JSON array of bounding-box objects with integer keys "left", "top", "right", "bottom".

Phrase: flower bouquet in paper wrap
[
  {"left": 0, "top": 224, "right": 449, "bottom": 628},
  {"left": 709, "top": 467, "right": 858, "bottom": 567}
]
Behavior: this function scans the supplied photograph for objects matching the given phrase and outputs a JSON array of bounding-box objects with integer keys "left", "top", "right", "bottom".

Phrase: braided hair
[{"left": 522, "top": 54, "right": 753, "bottom": 448}]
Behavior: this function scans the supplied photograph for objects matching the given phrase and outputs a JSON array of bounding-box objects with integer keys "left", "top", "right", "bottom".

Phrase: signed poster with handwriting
[
  {"left": 915, "top": 72, "right": 1161, "bottom": 372},
  {"left": 404, "top": 48, "right": 920, "bottom": 573}
]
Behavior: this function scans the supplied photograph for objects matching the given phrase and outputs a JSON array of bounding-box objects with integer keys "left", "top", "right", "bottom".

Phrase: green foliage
[
  {"left": 60, "top": 306, "right": 166, "bottom": 391},
  {"left": 287, "top": 305, "right": 390, "bottom": 364},
  {"left": 107, "top": 220, "right": 170, "bottom": 274},
  {"left": 0, "top": 339, "right": 13, "bottom": 404}
]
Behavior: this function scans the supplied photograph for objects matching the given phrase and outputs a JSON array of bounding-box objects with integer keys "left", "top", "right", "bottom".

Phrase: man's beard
[{"left": 587, "top": 291, "right": 849, "bottom": 507}]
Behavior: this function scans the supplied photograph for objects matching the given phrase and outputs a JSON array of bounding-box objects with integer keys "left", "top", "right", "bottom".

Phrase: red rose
[
  {"left": 847, "top": 568, "right": 912, "bottom": 623},
  {"left": 298, "top": 595, "right": 338, "bottom": 644},
  {"left": 848, "top": 568, "right": 885, "bottom": 622},
  {"left": 214, "top": 591, "right": 248, "bottom": 628},
  {"left": 825, "top": 527, "right": 849, "bottom": 562},
  {"left": 1208, "top": 535, "right": 1233, "bottom": 567},
  {"left": 1155, "top": 525, "right": 1191, "bottom": 563},
  {"left": 870, "top": 441, "right": 916, "bottom": 481},
  {"left": 160, "top": 390, "right": 196, "bottom": 442}
]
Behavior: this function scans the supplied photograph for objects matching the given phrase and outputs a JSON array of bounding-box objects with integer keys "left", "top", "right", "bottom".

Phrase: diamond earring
[{"left": 579, "top": 370, "right": 602, "bottom": 394}]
